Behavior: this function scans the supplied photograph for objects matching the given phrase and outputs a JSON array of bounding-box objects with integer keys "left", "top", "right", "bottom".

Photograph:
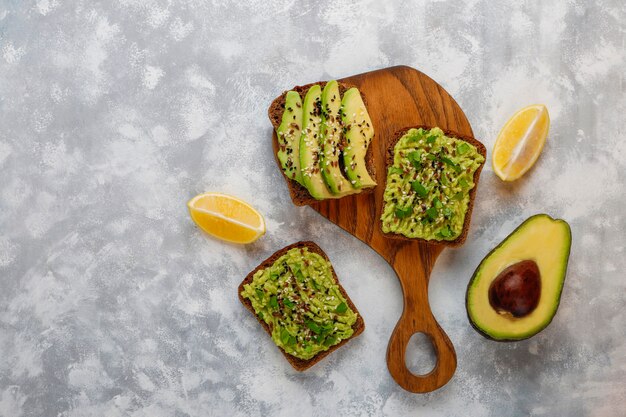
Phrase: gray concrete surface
[{"left": 0, "top": 1, "right": 624, "bottom": 416}]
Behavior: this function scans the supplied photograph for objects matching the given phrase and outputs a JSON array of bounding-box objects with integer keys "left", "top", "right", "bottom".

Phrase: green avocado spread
[
  {"left": 381, "top": 127, "right": 484, "bottom": 241},
  {"left": 240, "top": 247, "right": 357, "bottom": 360}
]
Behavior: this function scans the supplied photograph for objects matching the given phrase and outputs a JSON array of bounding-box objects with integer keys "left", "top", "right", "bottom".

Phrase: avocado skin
[{"left": 465, "top": 214, "right": 572, "bottom": 342}]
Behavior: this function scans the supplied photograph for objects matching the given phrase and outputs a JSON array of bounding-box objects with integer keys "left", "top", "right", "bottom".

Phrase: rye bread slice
[
  {"left": 268, "top": 82, "right": 376, "bottom": 206},
  {"left": 238, "top": 241, "right": 365, "bottom": 371},
  {"left": 381, "top": 126, "right": 487, "bottom": 247}
]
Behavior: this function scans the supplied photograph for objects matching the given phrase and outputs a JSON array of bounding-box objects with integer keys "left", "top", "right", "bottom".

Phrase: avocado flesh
[
  {"left": 320, "top": 81, "right": 359, "bottom": 196},
  {"left": 299, "top": 85, "right": 335, "bottom": 200},
  {"left": 276, "top": 91, "right": 304, "bottom": 186},
  {"left": 340, "top": 88, "right": 377, "bottom": 189},
  {"left": 466, "top": 214, "right": 571, "bottom": 341}
]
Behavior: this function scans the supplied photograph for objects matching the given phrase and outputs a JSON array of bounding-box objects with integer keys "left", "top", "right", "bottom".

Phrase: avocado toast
[
  {"left": 381, "top": 126, "right": 487, "bottom": 246},
  {"left": 268, "top": 81, "right": 377, "bottom": 206},
  {"left": 238, "top": 241, "right": 365, "bottom": 371}
]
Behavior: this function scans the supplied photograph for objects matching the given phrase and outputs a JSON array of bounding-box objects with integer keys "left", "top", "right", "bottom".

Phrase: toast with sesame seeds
[
  {"left": 238, "top": 241, "right": 365, "bottom": 371},
  {"left": 381, "top": 126, "right": 487, "bottom": 247},
  {"left": 268, "top": 82, "right": 377, "bottom": 206}
]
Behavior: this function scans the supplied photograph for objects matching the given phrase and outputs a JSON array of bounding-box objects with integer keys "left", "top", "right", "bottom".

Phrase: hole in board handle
[{"left": 405, "top": 332, "right": 437, "bottom": 375}]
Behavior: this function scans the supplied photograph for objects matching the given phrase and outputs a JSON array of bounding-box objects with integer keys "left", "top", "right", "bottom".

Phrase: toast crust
[
  {"left": 380, "top": 126, "right": 487, "bottom": 247},
  {"left": 268, "top": 82, "right": 376, "bottom": 206},
  {"left": 238, "top": 241, "right": 365, "bottom": 371}
]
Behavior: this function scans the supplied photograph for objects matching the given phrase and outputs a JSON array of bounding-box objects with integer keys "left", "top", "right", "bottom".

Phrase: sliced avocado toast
[
  {"left": 238, "top": 241, "right": 365, "bottom": 371},
  {"left": 268, "top": 81, "right": 377, "bottom": 206},
  {"left": 466, "top": 214, "right": 572, "bottom": 341}
]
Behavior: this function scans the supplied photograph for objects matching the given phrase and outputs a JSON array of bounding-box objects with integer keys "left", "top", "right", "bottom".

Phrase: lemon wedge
[
  {"left": 493, "top": 104, "right": 550, "bottom": 181},
  {"left": 187, "top": 192, "right": 266, "bottom": 244}
]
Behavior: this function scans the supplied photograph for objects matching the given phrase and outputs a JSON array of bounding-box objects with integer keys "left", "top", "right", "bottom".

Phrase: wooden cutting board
[{"left": 279, "top": 66, "right": 478, "bottom": 392}]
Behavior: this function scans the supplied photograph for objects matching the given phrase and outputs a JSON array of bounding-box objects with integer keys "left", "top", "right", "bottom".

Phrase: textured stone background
[{"left": 0, "top": 1, "right": 624, "bottom": 416}]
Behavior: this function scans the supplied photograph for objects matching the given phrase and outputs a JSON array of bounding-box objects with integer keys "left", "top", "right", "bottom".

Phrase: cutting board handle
[{"left": 385, "top": 244, "right": 457, "bottom": 393}]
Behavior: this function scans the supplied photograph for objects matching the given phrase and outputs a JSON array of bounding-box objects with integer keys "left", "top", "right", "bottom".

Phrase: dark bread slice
[
  {"left": 268, "top": 82, "right": 377, "bottom": 206},
  {"left": 381, "top": 126, "right": 487, "bottom": 247},
  {"left": 238, "top": 241, "right": 365, "bottom": 371}
]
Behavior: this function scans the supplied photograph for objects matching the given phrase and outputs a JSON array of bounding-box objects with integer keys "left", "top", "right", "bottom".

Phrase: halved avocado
[{"left": 466, "top": 214, "right": 571, "bottom": 341}]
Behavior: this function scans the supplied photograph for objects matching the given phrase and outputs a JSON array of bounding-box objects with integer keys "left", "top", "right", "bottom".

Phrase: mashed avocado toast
[
  {"left": 381, "top": 127, "right": 486, "bottom": 245},
  {"left": 238, "top": 241, "right": 364, "bottom": 370}
]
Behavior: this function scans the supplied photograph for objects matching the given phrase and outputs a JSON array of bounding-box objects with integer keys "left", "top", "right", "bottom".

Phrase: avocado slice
[
  {"left": 320, "top": 81, "right": 357, "bottom": 195},
  {"left": 276, "top": 91, "right": 304, "bottom": 186},
  {"left": 341, "top": 88, "right": 376, "bottom": 189},
  {"left": 299, "top": 85, "right": 334, "bottom": 200},
  {"left": 466, "top": 214, "right": 571, "bottom": 341}
]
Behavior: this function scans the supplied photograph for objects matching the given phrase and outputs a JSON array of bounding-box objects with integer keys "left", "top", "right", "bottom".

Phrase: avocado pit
[{"left": 488, "top": 260, "right": 541, "bottom": 318}]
